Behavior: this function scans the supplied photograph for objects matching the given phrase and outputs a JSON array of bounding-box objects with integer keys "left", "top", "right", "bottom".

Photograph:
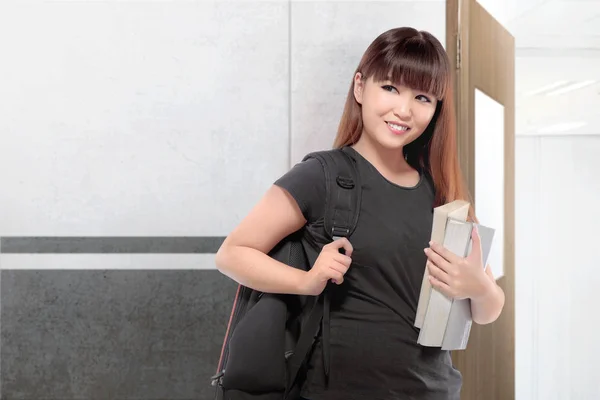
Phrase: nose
[{"left": 394, "top": 95, "right": 412, "bottom": 121}]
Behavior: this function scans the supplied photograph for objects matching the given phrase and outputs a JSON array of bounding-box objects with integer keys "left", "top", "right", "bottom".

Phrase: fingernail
[{"left": 429, "top": 240, "right": 433, "bottom": 246}]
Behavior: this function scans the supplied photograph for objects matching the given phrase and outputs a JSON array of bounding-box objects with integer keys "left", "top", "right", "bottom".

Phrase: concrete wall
[{"left": 0, "top": 1, "right": 445, "bottom": 398}]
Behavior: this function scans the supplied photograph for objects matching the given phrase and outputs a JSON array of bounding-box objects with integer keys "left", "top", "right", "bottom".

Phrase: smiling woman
[
  {"left": 215, "top": 26, "right": 507, "bottom": 400},
  {"left": 334, "top": 27, "right": 473, "bottom": 214}
]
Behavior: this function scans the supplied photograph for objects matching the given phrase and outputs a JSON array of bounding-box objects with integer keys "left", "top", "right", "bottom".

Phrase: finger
[
  {"left": 467, "top": 225, "right": 483, "bottom": 263},
  {"left": 330, "top": 260, "right": 350, "bottom": 275},
  {"left": 428, "top": 275, "right": 453, "bottom": 298},
  {"left": 326, "top": 237, "right": 353, "bottom": 257},
  {"left": 428, "top": 240, "right": 461, "bottom": 264},
  {"left": 426, "top": 260, "right": 450, "bottom": 285},
  {"left": 484, "top": 264, "right": 495, "bottom": 281},
  {"left": 334, "top": 253, "right": 352, "bottom": 267},
  {"left": 424, "top": 247, "right": 453, "bottom": 275},
  {"left": 331, "top": 271, "right": 344, "bottom": 285}
]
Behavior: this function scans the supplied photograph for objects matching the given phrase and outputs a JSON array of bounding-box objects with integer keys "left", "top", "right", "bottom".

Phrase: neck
[{"left": 351, "top": 134, "right": 413, "bottom": 174}]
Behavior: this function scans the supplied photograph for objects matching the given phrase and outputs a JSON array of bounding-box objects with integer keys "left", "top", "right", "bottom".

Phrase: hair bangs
[{"left": 365, "top": 38, "right": 448, "bottom": 100}]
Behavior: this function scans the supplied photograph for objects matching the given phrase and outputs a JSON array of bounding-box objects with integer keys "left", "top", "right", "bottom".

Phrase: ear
[{"left": 353, "top": 72, "right": 364, "bottom": 104}]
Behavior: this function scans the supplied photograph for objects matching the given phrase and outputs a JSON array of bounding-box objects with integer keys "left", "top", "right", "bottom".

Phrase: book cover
[
  {"left": 441, "top": 222, "right": 496, "bottom": 350},
  {"left": 417, "top": 218, "right": 473, "bottom": 346},
  {"left": 414, "top": 200, "right": 470, "bottom": 329},
  {"left": 417, "top": 218, "right": 495, "bottom": 349}
]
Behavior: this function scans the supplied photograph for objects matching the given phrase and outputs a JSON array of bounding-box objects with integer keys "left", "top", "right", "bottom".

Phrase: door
[{"left": 446, "top": 1, "right": 515, "bottom": 399}]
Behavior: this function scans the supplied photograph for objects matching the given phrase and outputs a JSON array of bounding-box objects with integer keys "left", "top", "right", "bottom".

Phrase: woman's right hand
[{"left": 300, "top": 237, "right": 354, "bottom": 296}]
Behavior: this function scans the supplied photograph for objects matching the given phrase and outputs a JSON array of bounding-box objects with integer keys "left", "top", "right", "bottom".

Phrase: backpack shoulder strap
[
  {"left": 291, "top": 146, "right": 361, "bottom": 384},
  {"left": 286, "top": 147, "right": 361, "bottom": 397},
  {"left": 302, "top": 146, "right": 362, "bottom": 240}
]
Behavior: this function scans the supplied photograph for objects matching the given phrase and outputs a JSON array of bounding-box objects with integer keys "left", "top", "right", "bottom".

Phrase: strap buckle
[
  {"left": 331, "top": 226, "right": 349, "bottom": 239},
  {"left": 210, "top": 370, "right": 224, "bottom": 387}
]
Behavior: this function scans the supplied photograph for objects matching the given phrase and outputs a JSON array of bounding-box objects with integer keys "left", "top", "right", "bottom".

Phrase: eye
[
  {"left": 416, "top": 94, "right": 432, "bottom": 103},
  {"left": 382, "top": 85, "right": 398, "bottom": 94}
]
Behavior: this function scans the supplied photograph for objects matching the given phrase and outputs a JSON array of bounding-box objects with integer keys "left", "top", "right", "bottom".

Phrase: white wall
[
  {"left": 476, "top": 0, "right": 545, "bottom": 29},
  {"left": 475, "top": 0, "right": 509, "bottom": 26},
  {"left": 291, "top": 2, "right": 445, "bottom": 163},
  {"left": 0, "top": 1, "right": 291, "bottom": 239},
  {"left": 515, "top": 135, "right": 600, "bottom": 400},
  {"left": 0, "top": 0, "right": 445, "bottom": 268}
]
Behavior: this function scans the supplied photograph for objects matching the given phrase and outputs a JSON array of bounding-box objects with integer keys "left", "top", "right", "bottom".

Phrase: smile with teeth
[{"left": 387, "top": 122, "right": 410, "bottom": 132}]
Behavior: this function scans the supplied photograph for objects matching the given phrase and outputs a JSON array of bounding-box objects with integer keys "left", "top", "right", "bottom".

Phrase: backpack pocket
[{"left": 222, "top": 294, "right": 288, "bottom": 392}]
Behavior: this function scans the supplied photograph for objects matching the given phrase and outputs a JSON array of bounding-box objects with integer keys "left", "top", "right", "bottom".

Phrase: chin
[{"left": 374, "top": 133, "right": 413, "bottom": 152}]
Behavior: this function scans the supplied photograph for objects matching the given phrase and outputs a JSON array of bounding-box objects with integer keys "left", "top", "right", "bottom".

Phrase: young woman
[{"left": 216, "top": 27, "right": 505, "bottom": 400}]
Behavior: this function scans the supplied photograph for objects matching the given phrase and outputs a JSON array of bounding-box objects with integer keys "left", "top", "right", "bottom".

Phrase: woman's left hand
[{"left": 424, "top": 225, "right": 492, "bottom": 300}]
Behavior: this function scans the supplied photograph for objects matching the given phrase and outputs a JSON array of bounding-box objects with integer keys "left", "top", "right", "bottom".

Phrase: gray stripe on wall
[{"left": 0, "top": 237, "right": 226, "bottom": 254}]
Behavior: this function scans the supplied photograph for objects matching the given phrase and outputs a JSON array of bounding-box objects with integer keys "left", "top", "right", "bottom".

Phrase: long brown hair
[{"left": 334, "top": 27, "right": 476, "bottom": 221}]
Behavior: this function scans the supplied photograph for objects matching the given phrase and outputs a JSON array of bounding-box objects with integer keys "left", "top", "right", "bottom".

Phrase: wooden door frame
[{"left": 446, "top": 1, "right": 516, "bottom": 399}]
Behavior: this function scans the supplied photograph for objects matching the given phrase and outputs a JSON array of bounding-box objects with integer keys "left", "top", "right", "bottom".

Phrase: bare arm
[
  {"left": 470, "top": 266, "right": 505, "bottom": 325},
  {"left": 215, "top": 185, "right": 309, "bottom": 295}
]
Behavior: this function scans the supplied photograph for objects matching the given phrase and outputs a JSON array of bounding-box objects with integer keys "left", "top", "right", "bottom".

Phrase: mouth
[{"left": 386, "top": 121, "right": 411, "bottom": 134}]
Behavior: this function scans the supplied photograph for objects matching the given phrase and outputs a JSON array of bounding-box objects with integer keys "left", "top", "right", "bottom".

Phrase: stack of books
[{"left": 414, "top": 200, "right": 495, "bottom": 350}]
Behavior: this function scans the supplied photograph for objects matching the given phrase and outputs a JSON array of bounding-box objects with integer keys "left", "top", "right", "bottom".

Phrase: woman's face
[{"left": 353, "top": 73, "right": 438, "bottom": 152}]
